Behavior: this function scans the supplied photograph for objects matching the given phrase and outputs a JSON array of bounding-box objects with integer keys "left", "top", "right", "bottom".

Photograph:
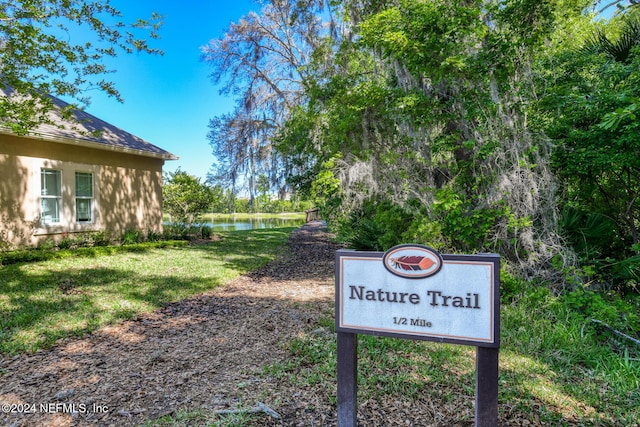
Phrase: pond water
[{"left": 204, "top": 217, "right": 305, "bottom": 232}]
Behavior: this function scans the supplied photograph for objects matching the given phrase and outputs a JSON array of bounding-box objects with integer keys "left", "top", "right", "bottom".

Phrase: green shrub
[
  {"left": 92, "top": 231, "right": 112, "bottom": 246},
  {"left": 122, "top": 229, "right": 143, "bottom": 245},
  {"left": 499, "top": 268, "right": 527, "bottom": 303},
  {"left": 73, "top": 232, "right": 97, "bottom": 248},
  {"left": 557, "top": 206, "right": 640, "bottom": 293},
  {"left": 432, "top": 188, "right": 504, "bottom": 253},
  {"left": 0, "top": 249, "right": 54, "bottom": 265},
  {"left": 37, "top": 237, "right": 56, "bottom": 251},
  {"left": 374, "top": 202, "right": 415, "bottom": 249},
  {"left": 336, "top": 198, "right": 416, "bottom": 251},
  {"left": 162, "top": 224, "right": 191, "bottom": 240},
  {"left": 0, "top": 240, "right": 189, "bottom": 266},
  {"left": 57, "top": 235, "right": 75, "bottom": 250},
  {"left": 146, "top": 230, "right": 163, "bottom": 242},
  {"left": 559, "top": 206, "right": 616, "bottom": 259},
  {"left": 200, "top": 225, "right": 212, "bottom": 239},
  {"left": 348, "top": 217, "right": 385, "bottom": 251},
  {"left": 560, "top": 289, "right": 640, "bottom": 334},
  {"left": 401, "top": 215, "right": 446, "bottom": 251}
]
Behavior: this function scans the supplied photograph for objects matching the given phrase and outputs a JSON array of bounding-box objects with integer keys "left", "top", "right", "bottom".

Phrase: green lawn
[{"left": 0, "top": 227, "right": 295, "bottom": 355}]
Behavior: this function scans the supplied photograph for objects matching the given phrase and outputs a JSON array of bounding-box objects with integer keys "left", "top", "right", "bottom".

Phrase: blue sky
[{"left": 79, "top": 1, "right": 259, "bottom": 179}]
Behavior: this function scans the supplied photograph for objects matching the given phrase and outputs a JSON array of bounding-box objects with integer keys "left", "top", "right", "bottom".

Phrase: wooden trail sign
[{"left": 335, "top": 244, "right": 500, "bottom": 426}]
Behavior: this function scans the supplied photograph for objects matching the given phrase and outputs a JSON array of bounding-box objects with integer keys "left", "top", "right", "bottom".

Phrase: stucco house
[{"left": 0, "top": 93, "right": 177, "bottom": 247}]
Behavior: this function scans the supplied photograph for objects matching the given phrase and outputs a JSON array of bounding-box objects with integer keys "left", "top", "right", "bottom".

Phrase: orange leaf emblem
[
  {"left": 383, "top": 244, "right": 443, "bottom": 279},
  {"left": 390, "top": 256, "right": 435, "bottom": 271}
]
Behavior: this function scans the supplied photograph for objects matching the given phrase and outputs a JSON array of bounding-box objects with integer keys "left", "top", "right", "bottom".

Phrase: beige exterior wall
[{"left": 0, "top": 134, "right": 166, "bottom": 247}]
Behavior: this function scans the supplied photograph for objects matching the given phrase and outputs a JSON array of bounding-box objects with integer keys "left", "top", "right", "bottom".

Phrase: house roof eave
[{"left": 0, "top": 127, "right": 179, "bottom": 161}]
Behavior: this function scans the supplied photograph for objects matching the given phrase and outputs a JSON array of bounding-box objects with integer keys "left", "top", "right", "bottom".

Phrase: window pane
[
  {"left": 41, "top": 169, "right": 61, "bottom": 196},
  {"left": 41, "top": 198, "right": 60, "bottom": 223},
  {"left": 75, "top": 172, "right": 93, "bottom": 197},
  {"left": 41, "top": 169, "right": 61, "bottom": 224},
  {"left": 76, "top": 198, "right": 92, "bottom": 222}
]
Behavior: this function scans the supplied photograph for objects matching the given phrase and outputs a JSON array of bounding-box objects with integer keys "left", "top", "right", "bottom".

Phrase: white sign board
[{"left": 335, "top": 245, "right": 500, "bottom": 347}]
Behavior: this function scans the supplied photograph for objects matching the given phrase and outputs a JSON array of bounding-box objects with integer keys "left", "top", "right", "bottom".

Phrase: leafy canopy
[
  {"left": 0, "top": 0, "right": 162, "bottom": 134},
  {"left": 163, "top": 170, "right": 214, "bottom": 226}
]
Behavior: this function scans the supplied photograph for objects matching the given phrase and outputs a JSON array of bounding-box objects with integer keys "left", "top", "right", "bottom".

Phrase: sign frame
[
  {"left": 335, "top": 245, "right": 500, "bottom": 426},
  {"left": 335, "top": 248, "right": 500, "bottom": 348}
]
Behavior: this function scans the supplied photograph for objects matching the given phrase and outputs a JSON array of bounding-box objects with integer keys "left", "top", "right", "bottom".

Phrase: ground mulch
[{"left": 1, "top": 221, "right": 485, "bottom": 426}]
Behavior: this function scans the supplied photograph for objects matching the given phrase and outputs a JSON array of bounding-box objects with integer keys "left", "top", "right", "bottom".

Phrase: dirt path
[{"left": 0, "top": 221, "right": 340, "bottom": 427}]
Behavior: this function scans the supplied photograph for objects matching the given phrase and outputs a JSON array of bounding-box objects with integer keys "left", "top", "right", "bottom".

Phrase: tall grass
[{"left": 265, "top": 288, "right": 640, "bottom": 425}]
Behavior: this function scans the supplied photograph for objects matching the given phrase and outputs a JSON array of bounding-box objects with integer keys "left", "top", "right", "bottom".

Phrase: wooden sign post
[{"left": 335, "top": 245, "right": 500, "bottom": 426}]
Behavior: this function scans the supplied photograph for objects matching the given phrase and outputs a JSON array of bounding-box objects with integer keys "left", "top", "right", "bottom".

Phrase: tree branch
[
  {"left": 214, "top": 402, "right": 281, "bottom": 419},
  {"left": 591, "top": 318, "right": 640, "bottom": 347}
]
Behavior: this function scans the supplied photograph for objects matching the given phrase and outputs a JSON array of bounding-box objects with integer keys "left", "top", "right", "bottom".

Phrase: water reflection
[{"left": 205, "top": 217, "right": 305, "bottom": 232}]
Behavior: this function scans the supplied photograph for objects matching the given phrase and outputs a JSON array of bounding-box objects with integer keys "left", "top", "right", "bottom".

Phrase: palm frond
[{"left": 581, "top": 17, "right": 640, "bottom": 63}]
